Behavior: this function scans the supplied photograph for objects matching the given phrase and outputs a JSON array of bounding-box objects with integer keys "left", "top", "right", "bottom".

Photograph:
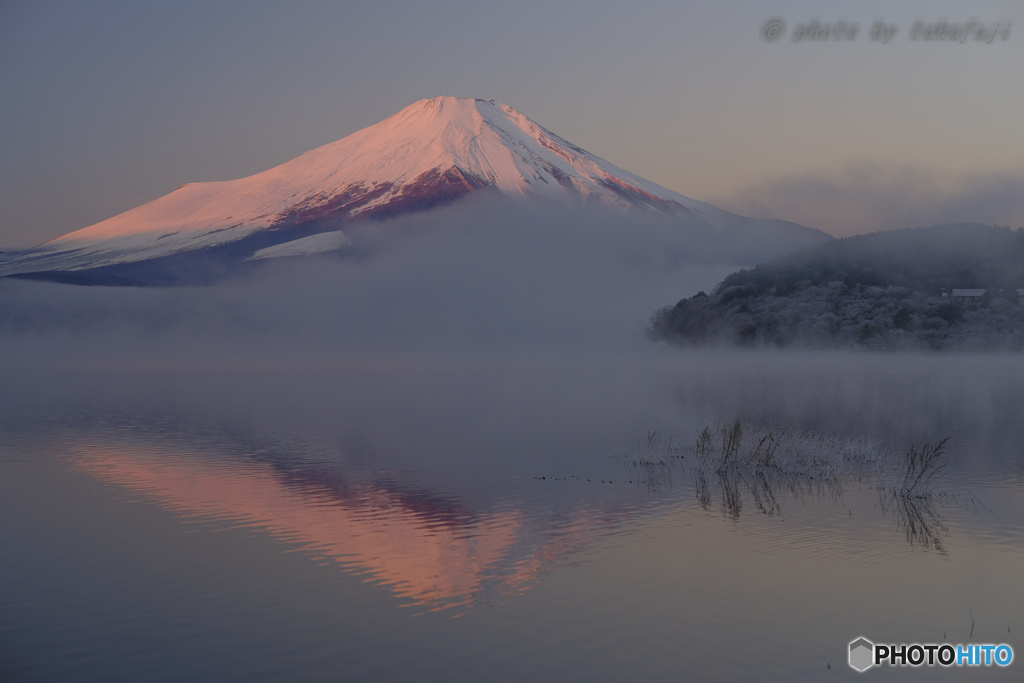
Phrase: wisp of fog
[{"left": 0, "top": 199, "right": 746, "bottom": 362}]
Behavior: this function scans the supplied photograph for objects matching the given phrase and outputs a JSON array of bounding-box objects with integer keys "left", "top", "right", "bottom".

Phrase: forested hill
[{"left": 648, "top": 224, "right": 1024, "bottom": 351}]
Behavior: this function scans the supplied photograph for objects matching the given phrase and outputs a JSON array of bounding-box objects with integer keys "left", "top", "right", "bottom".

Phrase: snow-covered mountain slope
[
  {"left": 247, "top": 231, "right": 352, "bottom": 261},
  {"left": 0, "top": 96, "right": 829, "bottom": 280}
]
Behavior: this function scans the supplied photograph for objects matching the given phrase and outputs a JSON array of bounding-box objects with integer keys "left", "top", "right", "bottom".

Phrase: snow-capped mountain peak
[{"left": 0, "top": 97, "right": 829, "bottom": 281}]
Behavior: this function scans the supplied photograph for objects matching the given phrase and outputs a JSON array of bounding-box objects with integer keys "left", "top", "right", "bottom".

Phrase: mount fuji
[{"left": 0, "top": 97, "right": 830, "bottom": 285}]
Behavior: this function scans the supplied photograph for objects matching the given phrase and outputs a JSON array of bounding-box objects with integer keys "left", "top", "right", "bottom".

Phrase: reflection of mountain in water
[
  {"left": 72, "top": 442, "right": 619, "bottom": 612},
  {"left": 70, "top": 414, "right": 957, "bottom": 616}
]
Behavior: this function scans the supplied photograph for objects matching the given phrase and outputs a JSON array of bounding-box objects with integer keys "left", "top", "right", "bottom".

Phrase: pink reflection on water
[{"left": 72, "top": 444, "right": 600, "bottom": 612}]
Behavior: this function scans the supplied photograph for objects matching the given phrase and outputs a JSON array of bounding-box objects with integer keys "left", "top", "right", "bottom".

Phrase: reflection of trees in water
[{"left": 624, "top": 421, "right": 951, "bottom": 552}]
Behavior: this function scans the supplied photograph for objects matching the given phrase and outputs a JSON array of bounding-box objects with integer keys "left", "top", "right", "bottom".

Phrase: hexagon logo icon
[{"left": 849, "top": 637, "right": 875, "bottom": 672}]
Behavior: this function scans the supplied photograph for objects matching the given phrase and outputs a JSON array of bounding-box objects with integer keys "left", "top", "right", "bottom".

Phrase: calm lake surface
[{"left": 2, "top": 350, "right": 1022, "bottom": 681}]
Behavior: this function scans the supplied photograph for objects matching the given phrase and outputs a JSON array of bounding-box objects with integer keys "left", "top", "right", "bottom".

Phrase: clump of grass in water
[
  {"left": 747, "top": 429, "right": 783, "bottom": 469},
  {"left": 874, "top": 437, "right": 951, "bottom": 552},
  {"left": 632, "top": 430, "right": 682, "bottom": 465},
  {"left": 877, "top": 489, "right": 949, "bottom": 552},
  {"left": 632, "top": 421, "right": 951, "bottom": 488},
  {"left": 895, "top": 437, "right": 949, "bottom": 497},
  {"left": 626, "top": 431, "right": 680, "bottom": 491},
  {"left": 686, "top": 420, "right": 888, "bottom": 481},
  {"left": 718, "top": 420, "right": 744, "bottom": 468},
  {"left": 625, "top": 422, "right": 952, "bottom": 542}
]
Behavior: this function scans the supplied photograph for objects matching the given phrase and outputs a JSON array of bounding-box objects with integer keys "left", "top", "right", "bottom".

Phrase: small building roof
[{"left": 951, "top": 289, "right": 986, "bottom": 297}]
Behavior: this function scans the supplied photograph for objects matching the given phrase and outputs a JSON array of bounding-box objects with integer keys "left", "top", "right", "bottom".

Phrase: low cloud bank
[
  {"left": 0, "top": 200, "right": 749, "bottom": 362},
  {"left": 714, "top": 164, "right": 1024, "bottom": 238}
]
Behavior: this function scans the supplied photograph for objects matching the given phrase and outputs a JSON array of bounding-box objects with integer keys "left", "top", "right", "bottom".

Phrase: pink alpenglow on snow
[{"left": 0, "top": 97, "right": 829, "bottom": 280}]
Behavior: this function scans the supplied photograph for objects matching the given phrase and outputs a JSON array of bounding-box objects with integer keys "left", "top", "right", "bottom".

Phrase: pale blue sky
[{"left": 1, "top": 0, "right": 1021, "bottom": 246}]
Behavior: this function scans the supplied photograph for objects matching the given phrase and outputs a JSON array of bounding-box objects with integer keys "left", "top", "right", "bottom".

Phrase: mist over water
[
  {"left": 2, "top": 201, "right": 1022, "bottom": 681},
  {"left": 1, "top": 200, "right": 745, "bottom": 358}
]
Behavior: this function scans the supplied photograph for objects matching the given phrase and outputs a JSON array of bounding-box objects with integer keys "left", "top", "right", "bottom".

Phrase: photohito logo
[{"left": 848, "top": 636, "right": 1014, "bottom": 672}]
